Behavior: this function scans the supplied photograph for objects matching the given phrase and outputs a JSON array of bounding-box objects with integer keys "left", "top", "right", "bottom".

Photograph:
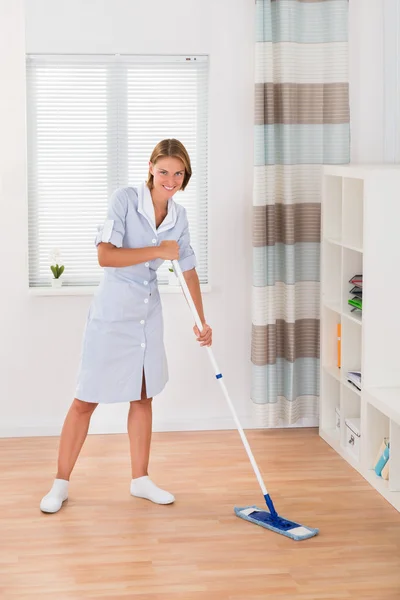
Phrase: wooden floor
[{"left": 1, "top": 428, "right": 400, "bottom": 599}]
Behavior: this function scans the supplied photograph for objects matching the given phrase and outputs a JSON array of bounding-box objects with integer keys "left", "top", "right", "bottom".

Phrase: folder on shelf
[
  {"left": 347, "top": 370, "right": 361, "bottom": 390},
  {"left": 349, "top": 274, "right": 363, "bottom": 288},
  {"left": 348, "top": 297, "right": 362, "bottom": 311},
  {"left": 349, "top": 274, "right": 363, "bottom": 312},
  {"left": 349, "top": 285, "right": 362, "bottom": 298}
]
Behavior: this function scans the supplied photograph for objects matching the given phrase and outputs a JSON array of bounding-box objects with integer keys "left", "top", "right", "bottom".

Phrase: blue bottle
[{"left": 375, "top": 442, "right": 390, "bottom": 477}]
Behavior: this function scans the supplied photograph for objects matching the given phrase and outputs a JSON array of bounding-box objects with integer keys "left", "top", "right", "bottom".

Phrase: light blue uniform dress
[{"left": 75, "top": 182, "right": 197, "bottom": 404}]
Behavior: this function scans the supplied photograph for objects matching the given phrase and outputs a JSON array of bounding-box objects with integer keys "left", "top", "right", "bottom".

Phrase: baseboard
[
  {"left": 0, "top": 416, "right": 257, "bottom": 439},
  {"left": 0, "top": 415, "right": 318, "bottom": 439},
  {"left": 152, "top": 416, "right": 262, "bottom": 433},
  {"left": 0, "top": 425, "right": 63, "bottom": 438}
]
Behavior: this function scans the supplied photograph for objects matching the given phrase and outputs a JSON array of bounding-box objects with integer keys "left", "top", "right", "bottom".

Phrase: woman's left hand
[{"left": 193, "top": 323, "right": 212, "bottom": 347}]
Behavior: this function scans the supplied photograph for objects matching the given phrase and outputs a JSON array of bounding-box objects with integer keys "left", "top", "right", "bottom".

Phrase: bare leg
[
  {"left": 40, "top": 398, "right": 98, "bottom": 513},
  {"left": 127, "top": 375, "right": 152, "bottom": 479},
  {"left": 56, "top": 398, "right": 98, "bottom": 481},
  {"left": 128, "top": 375, "right": 175, "bottom": 504}
]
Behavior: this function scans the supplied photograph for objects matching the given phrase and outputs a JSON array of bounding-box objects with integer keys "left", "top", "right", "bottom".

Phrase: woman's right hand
[{"left": 158, "top": 240, "right": 180, "bottom": 261}]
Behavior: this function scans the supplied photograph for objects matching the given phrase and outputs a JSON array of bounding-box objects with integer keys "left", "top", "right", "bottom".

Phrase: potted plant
[
  {"left": 49, "top": 248, "right": 65, "bottom": 288},
  {"left": 168, "top": 265, "right": 178, "bottom": 286}
]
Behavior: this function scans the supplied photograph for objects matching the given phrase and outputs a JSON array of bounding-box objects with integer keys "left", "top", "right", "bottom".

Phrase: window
[{"left": 26, "top": 54, "right": 208, "bottom": 287}]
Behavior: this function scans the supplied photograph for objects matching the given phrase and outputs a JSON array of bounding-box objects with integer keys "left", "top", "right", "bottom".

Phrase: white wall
[
  {"left": 349, "top": 0, "right": 385, "bottom": 163},
  {"left": 0, "top": 0, "right": 255, "bottom": 437},
  {"left": 1, "top": 0, "right": 389, "bottom": 438},
  {"left": 382, "top": 0, "right": 400, "bottom": 162}
]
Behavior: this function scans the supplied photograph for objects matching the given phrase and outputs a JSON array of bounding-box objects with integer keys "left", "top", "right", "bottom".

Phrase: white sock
[
  {"left": 40, "top": 478, "right": 69, "bottom": 513},
  {"left": 130, "top": 476, "right": 175, "bottom": 505}
]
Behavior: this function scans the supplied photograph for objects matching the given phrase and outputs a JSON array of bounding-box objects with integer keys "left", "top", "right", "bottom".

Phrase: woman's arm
[
  {"left": 183, "top": 268, "right": 212, "bottom": 347},
  {"left": 97, "top": 240, "right": 179, "bottom": 268}
]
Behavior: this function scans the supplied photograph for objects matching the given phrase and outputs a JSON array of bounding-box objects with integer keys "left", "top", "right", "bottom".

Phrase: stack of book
[{"left": 348, "top": 274, "right": 362, "bottom": 313}]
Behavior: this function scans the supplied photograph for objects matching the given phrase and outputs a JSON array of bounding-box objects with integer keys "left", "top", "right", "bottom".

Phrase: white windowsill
[{"left": 29, "top": 284, "right": 212, "bottom": 296}]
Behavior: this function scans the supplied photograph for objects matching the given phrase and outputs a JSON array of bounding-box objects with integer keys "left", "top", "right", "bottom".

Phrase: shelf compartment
[
  {"left": 322, "top": 242, "right": 342, "bottom": 309},
  {"left": 341, "top": 385, "right": 361, "bottom": 459},
  {"left": 342, "top": 378, "right": 361, "bottom": 397},
  {"left": 321, "top": 307, "right": 341, "bottom": 373},
  {"left": 364, "top": 402, "right": 400, "bottom": 494},
  {"left": 322, "top": 175, "right": 342, "bottom": 241},
  {"left": 342, "top": 311, "right": 362, "bottom": 326},
  {"left": 322, "top": 300, "right": 341, "bottom": 315},
  {"left": 389, "top": 421, "right": 400, "bottom": 492},
  {"left": 323, "top": 364, "right": 340, "bottom": 383},
  {"left": 365, "top": 393, "right": 400, "bottom": 493},
  {"left": 320, "top": 370, "right": 341, "bottom": 439},
  {"left": 341, "top": 317, "right": 362, "bottom": 384},
  {"left": 342, "top": 247, "right": 363, "bottom": 322},
  {"left": 341, "top": 385, "right": 361, "bottom": 420},
  {"left": 365, "top": 402, "right": 390, "bottom": 471},
  {"left": 342, "top": 177, "right": 364, "bottom": 251}
]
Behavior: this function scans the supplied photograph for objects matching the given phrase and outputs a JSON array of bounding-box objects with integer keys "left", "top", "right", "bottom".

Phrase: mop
[{"left": 172, "top": 260, "right": 319, "bottom": 542}]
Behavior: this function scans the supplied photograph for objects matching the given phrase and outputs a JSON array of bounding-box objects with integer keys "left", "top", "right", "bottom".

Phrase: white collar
[{"left": 137, "top": 182, "right": 177, "bottom": 234}]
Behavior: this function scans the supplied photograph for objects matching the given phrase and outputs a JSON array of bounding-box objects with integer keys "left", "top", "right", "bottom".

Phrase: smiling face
[
  {"left": 149, "top": 156, "right": 186, "bottom": 199},
  {"left": 146, "top": 139, "right": 192, "bottom": 194}
]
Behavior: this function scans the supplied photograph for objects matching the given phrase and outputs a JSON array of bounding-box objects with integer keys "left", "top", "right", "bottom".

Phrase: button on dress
[{"left": 75, "top": 182, "right": 197, "bottom": 404}]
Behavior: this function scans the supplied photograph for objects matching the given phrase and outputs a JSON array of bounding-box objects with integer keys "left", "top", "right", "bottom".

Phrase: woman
[{"left": 40, "top": 139, "right": 212, "bottom": 513}]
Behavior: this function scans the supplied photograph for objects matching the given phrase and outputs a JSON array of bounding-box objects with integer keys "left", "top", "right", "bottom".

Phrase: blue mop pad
[{"left": 234, "top": 505, "right": 319, "bottom": 541}]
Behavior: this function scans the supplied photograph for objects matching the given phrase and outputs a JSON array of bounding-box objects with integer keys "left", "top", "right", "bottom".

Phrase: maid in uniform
[{"left": 40, "top": 139, "right": 212, "bottom": 513}]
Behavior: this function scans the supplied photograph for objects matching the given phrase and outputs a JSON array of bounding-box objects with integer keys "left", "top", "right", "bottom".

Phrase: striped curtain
[{"left": 252, "top": 0, "right": 349, "bottom": 427}]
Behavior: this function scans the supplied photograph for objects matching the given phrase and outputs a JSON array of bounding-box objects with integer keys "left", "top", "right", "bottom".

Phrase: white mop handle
[{"left": 172, "top": 260, "right": 268, "bottom": 497}]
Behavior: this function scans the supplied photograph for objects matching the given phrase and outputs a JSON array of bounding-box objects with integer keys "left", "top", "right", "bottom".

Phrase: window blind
[{"left": 26, "top": 54, "right": 208, "bottom": 287}]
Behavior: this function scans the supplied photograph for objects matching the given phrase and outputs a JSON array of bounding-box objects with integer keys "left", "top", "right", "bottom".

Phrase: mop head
[{"left": 234, "top": 506, "right": 319, "bottom": 541}]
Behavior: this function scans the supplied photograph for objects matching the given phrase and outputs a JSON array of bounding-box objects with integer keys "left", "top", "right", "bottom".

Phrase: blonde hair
[{"left": 147, "top": 139, "right": 192, "bottom": 191}]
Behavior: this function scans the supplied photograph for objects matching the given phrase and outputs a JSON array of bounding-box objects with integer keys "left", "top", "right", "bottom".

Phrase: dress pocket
[{"left": 91, "top": 282, "right": 142, "bottom": 322}]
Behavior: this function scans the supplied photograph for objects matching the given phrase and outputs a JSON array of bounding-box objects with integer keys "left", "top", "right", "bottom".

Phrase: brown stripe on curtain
[
  {"left": 255, "top": 83, "right": 349, "bottom": 125},
  {"left": 253, "top": 204, "right": 321, "bottom": 247},
  {"left": 251, "top": 319, "right": 320, "bottom": 365}
]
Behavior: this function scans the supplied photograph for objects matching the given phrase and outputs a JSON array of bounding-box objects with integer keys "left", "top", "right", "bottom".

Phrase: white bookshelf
[{"left": 320, "top": 164, "right": 400, "bottom": 512}]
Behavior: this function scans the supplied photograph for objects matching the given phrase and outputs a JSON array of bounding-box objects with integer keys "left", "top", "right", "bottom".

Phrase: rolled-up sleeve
[
  {"left": 95, "top": 188, "right": 128, "bottom": 248},
  {"left": 178, "top": 208, "right": 197, "bottom": 272}
]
